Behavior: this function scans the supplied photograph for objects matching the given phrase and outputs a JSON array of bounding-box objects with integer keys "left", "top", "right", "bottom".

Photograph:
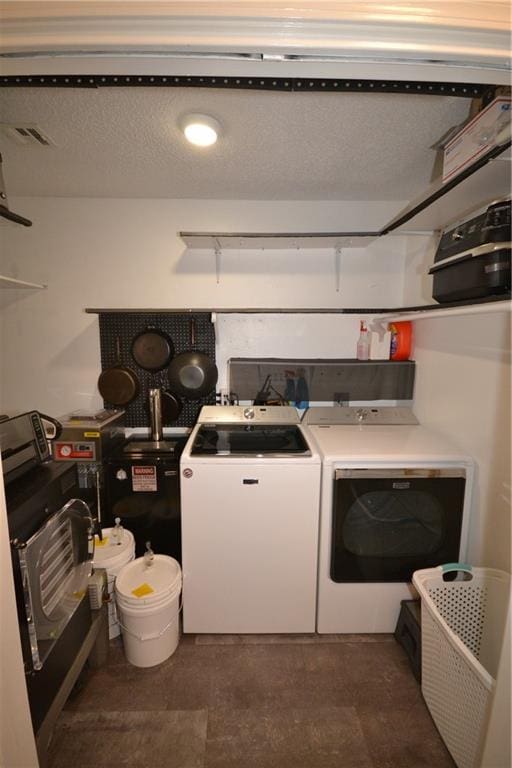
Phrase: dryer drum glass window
[{"left": 331, "top": 469, "right": 466, "bottom": 583}]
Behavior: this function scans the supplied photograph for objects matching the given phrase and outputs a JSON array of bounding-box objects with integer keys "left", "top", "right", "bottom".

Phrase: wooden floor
[{"left": 48, "top": 633, "right": 456, "bottom": 768}]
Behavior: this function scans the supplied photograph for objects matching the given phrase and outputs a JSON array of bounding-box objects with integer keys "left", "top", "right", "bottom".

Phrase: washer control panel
[{"left": 198, "top": 405, "right": 300, "bottom": 424}]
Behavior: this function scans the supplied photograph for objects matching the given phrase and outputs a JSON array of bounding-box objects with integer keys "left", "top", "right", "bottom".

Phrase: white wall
[
  {"left": 0, "top": 196, "right": 405, "bottom": 417},
  {"left": 412, "top": 312, "right": 511, "bottom": 571},
  {"left": 402, "top": 244, "right": 511, "bottom": 572}
]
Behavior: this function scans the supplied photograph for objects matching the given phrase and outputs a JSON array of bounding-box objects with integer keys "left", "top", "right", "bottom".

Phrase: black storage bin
[
  {"left": 394, "top": 599, "right": 422, "bottom": 683},
  {"left": 430, "top": 248, "right": 511, "bottom": 303}
]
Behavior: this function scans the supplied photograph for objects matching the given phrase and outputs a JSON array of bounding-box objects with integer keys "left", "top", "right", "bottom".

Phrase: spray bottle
[{"left": 356, "top": 321, "right": 370, "bottom": 361}]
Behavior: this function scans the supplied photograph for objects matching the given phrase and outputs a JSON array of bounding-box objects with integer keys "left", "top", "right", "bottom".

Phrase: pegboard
[{"left": 98, "top": 313, "right": 216, "bottom": 428}]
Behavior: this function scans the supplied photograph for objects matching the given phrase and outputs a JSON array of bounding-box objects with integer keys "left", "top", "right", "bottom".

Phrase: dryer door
[{"left": 331, "top": 468, "right": 466, "bottom": 583}]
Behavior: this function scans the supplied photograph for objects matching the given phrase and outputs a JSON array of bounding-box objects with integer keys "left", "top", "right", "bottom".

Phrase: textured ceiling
[{"left": 0, "top": 87, "right": 471, "bottom": 200}]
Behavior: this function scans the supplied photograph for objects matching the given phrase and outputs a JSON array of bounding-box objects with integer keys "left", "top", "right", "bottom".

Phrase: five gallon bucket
[
  {"left": 93, "top": 527, "right": 135, "bottom": 639},
  {"left": 115, "top": 554, "right": 182, "bottom": 667}
]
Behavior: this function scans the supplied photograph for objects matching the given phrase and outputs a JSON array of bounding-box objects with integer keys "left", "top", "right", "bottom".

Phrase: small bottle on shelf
[{"left": 356, "top": 321, "right": 370, "bottom": 361}]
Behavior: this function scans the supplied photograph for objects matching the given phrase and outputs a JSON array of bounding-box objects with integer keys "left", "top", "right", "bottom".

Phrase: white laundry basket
[
  {"left": 413, "top": 563, "right": 510, "bottom": 768},
  {"left": 115, "top": 554, "right": 182, "bottom": 668},
  {"left": 92, "top": 527, "right": 135, "bottom": 639}
]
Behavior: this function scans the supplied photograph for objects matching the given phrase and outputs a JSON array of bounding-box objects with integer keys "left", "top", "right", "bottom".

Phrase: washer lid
[{"left": 190, "top": 423, "right": 311, "bottom": 456}]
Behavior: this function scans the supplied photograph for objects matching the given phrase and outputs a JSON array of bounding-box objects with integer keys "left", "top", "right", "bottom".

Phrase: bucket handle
[{"left": 118, "top": 598, "right": 182, "bottom": 642}]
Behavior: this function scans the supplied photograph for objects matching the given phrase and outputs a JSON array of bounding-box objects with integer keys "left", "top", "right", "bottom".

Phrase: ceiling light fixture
[{"left": 182, "top": 114, "right": 220, "bottom": 147}]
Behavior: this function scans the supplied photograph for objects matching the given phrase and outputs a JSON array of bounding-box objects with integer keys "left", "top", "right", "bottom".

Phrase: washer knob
[
  {"left": 243, "top": 407, "right": 255, "bottom": 420},
  {"left": 116, "top": 469, "right": 127, "bottom": 481}
]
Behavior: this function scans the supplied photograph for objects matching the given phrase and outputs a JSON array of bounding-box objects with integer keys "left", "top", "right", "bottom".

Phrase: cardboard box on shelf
[{"left": 442, "top": 96, "right": 511, "bottom": 183}]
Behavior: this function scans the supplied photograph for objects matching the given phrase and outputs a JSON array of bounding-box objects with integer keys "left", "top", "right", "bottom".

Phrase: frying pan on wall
[
  {"left": 98, "top": 337, "right": 140, "bottom": 406},
  {"left": 146, "top": 388, "right": 182, "bottom": 424},
  {"left": 131, "top": 327, "right": 175, "bottom": 372},
  {"left": 167, "top": 319, "right": 218, "bottom": 400}
]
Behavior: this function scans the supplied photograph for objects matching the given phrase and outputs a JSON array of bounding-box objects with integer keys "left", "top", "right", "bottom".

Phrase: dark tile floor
[{"left": 48, "top": 634, "right": 456, "bottom": 768}]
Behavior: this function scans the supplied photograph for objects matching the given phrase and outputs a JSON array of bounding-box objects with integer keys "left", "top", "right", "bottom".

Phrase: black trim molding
[{"left": 0, "top": 74, "right": 490, "bottom": 97}]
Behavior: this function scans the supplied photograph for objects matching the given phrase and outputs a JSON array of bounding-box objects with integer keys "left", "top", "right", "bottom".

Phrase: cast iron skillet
[
  {"left": 131, "top": 327, "right": 175, "bottom": 372},
  {"left": 161, "top": 389, "right": 182, "bottom": 423},
  {"left": 98, "top": 336, "right": 140, "bottom": 406},
  {"left": 167, "top": 319, "right": 218, "bottom": 400}
]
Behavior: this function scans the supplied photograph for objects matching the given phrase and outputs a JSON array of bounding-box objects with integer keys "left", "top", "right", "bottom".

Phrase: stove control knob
[
  {"left": 116, "top": 469, "right": 128, "bottom": 481},
  {"left": 243, "top": 407, "right": 255, "bottom": 420}
]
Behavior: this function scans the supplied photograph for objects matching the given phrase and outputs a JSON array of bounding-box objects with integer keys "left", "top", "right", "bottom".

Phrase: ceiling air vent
[{"left": 0, "top": 123, "right": 55, "bottom": 147}]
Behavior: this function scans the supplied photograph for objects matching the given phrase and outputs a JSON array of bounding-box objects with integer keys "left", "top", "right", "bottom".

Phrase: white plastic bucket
[
  {"left": 93, "top": 527, "right": 135, "bottom": 639},
  {"left": 115, "top": 554, "right": 182, "bottom": 667}
]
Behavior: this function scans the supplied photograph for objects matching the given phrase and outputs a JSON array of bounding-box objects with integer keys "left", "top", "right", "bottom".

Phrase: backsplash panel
[{"left": 229, "top": 358, "right": 415, "bottom": 403}]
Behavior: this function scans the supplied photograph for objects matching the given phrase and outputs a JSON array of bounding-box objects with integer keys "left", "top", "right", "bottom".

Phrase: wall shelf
[
  {"left": 179, "top": 232, "right": 378, "bottom": 250},
  {"left": 376, "top": 297, "right": 511, "bottom": 322},
  {"left": 180, "top": 143, "right": 511, "bottom": 256},
  {"left": 382, "top": 142, "right": 511, "bottom": 234},
  {"left": 85, "top": 296, "right": 511, "bottom": 315},
  {"left": 0, "top": 275, "right": 46, "bottom": 290}
]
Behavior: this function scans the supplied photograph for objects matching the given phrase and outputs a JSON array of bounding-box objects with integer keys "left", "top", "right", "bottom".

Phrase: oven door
[
  {"left": 331, "top": 468, "right": 466, "bottom": 583},
  {"left": 14, "top": 498, "right": 94, "bottom": 671}
]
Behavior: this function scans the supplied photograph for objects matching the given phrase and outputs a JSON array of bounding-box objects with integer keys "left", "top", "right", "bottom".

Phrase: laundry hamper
[{"left": 413, "top": 564, "right": 510, "bottom": 768}]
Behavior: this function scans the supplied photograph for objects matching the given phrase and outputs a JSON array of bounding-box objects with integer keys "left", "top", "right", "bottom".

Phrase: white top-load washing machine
[
  {"left": 180, "top": 406, "right": 321, "bottom": 633},
  {"left": 302, "top": 406, "right": 474, "bottom": 634}
]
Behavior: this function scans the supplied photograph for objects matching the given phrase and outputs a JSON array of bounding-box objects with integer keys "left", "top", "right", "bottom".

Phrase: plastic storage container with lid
[
  {"left": 92, "top": 521, "right": 135, "bottom": 639},
  {"left": 389, "top": 321, "right": 413, "bottom": 361},
  {"left": 115, "top": 552, "right": 182, "bottom": 667}
]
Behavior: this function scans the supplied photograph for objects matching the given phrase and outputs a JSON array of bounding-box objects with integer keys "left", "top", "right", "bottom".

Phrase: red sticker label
[
  {"left": 54, "top": 442, "right": 95, "bottom": 460},
  {"left": 132, "top": 465, "right": 157, "bottom": 492}
]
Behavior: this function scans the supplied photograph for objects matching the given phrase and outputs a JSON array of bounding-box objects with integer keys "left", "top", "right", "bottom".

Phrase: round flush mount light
[{"left": 182, "top": 114, "right": 220, "bottom": 147}]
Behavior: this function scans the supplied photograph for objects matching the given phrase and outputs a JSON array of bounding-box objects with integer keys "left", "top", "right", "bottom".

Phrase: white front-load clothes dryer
[{"left": 302, "top": 407, "right": 474, "bottom": 633}]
